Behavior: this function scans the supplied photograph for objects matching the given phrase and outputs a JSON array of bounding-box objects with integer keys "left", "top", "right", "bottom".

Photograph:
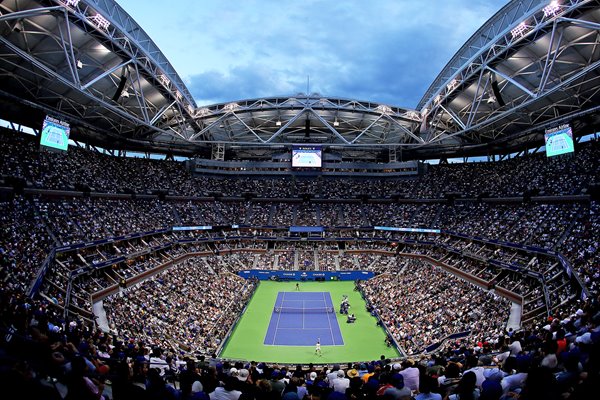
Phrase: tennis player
[
  {"left": 295, "top": 282, "right": 300, "bottom": 291},
  {"left": 315, "top": 339, "right": 322, "bottom": 356}
]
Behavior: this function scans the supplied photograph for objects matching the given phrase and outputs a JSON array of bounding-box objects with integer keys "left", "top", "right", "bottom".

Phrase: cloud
[
  {"left": 187, "top": 66, "right": 299, "bottom": 106},
  {"left": 121, "top": 0, "right": 508, "bottom": 108}
]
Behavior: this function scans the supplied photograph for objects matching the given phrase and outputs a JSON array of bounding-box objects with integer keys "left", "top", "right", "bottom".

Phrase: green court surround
[{"left": 220, "top": 281, "right": 400, "bottom": 363}]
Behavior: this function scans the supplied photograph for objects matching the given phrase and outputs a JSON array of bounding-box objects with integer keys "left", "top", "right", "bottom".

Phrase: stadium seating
[{"left": 0, "top": 127, "right": 599, "bottom": 399}]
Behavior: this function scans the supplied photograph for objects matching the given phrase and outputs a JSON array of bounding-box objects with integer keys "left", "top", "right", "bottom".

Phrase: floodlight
[
  {"left": 543, "top": 1, "right": 560, "bottom": 18},
  {"left": 159, "top": 74, "right": 170, "bottom": 86},
  {"left": 223, "top": 103, "right": 239, "bottom": 111},
  {"left": 511, "top": 22, "right": 528, "bottom": 39},
  {"left": 275, "top": 120, "right": 281, "bottom": 126},
  {"left": 446, "top": 79, "right": 459, "bottom": 92},
  {"left": 333, "top": 118, "right": 339, "bottom": 127},
  {"left": 375, "top": 105, "right": 392, "bottom": 114},
  {"left": 76, "top": 59, "right": 83, "bottom": 69},
  {"left": 90, "top": 14, "right": 110, "bottom": 31},
  {"left": 196, "top": 108, "right": 210, "bottom": 117}
]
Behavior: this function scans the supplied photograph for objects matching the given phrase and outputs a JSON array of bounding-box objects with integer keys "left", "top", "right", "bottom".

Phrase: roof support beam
[
  {"left": 485, "top": 66, "right": 537, "bottom": 99},
  {"left": 189, "top": 112, "right": 232, "bottom": 141},
  {"left": 81, "top": 59, "right": 133, "bottom": 90},
  {"left": 150, "top": 101, "right": 176, "bottom": 125},
  {"left": 130, "top": 62, "right": 150, "bottom": 123},
  {"left": 0, "top": 6, "right": 65, "bottom": 22},
  {"left": 56, "top": 9, "right": 80, "bottom": 86},
  {"left": 265, "top": 108, "right": 309, "bottom": 143},
  {"left": 539, "top": 24, "right": 565, "bottom": 93},
  {"left": 308, "top": 110, "right": 352, "bottom": 144},
  {"left": 231, "top": 112, "right": 269, "bottom": 144},
  {"left": 384, "top": 115, "right": 425, "bottom": 144},
  {"left": 558, "top": 17, "right": 600, "bottom": 31},
  {"left": 466, "top": 67, "right": 490, "bottom": 128},
  {"left": 349, "top": 114, "right": 385, "bottom": 144},
  {"left": 425, "top": 56, "right": 600, "bottom": 146},
  {"left": 440, "top": 104, "right": 466, "bottom": 130},
  {"left": 0, "top": 36, "right": 179, "bottom": 140}
]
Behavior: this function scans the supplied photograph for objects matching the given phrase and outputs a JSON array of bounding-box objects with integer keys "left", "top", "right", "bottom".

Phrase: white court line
[
  {"left": 323, "top": 292, "right": 336, "bottom": 345},
  {"left": 270, "top": 292, "right": 343, "bottom": 346},
  {"left": 264, "top": 343, "right": 345, "bottom": 347},
  {"left": 272, "top": 292, "right": 284, "bottom": 345},
  {"left": 275, "top": 327, "right": 333, "bottom": 330}
]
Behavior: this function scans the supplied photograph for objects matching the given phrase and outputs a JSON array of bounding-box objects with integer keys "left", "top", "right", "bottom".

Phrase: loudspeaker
[
  {"left": 491, "top": 80, "right": 506, "bottom": 107},
  {"left": 112, "top": 74, "right": 128, "bottom": 102}
]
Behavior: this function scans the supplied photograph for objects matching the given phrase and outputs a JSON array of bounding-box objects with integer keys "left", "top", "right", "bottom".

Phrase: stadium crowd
[
  {"left": 2, "top": 128, "right": 599, "bottom": 199},
  {"left": 1, "top": 128, "right": 600, "bottom": 398},
  {"left": 104, "top": 258, "right": 255, "bottom": 354},
  {"left": 359, "top": 260, "right": 511, "bottom": 355},
  {"left": 1, "top": 294, "right": 599, "bottom": 400}
]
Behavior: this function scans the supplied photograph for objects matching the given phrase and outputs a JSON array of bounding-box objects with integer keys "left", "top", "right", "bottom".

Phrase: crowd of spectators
[
  {"left": 104, "top": 257, "right": 255, "bottom": 354},
  {"left": 317, "top": 251, "right": 338, "bottom": 271},
  {"left": 2, "top": 287, "right": 598, "bottom": 399},
  {"left": 0, "top": 196, "right": 54, "bottom": 293},
  {"left": 359, "top": 259, "right": 511, "bottom": 355},
  {"left": 2, "top": 128, "right": 598, "bottom": 199},
  {"left": 2, "top": 190, "right": 592, "bottom": 333},
  {"left": 2, "top": 128, "right": 600, "bottom": 398}
]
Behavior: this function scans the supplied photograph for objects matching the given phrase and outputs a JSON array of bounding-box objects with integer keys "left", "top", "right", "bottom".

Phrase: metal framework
[
  {"left": 176, "top": 96, "right": 424, "bottom": 160},
  {"left": 0, "top": 0, "right": 197, "bottom": 148},
  {"left": 1, "top": 0, "right": 600, "bottom": 161},
  {"left": 416, "top": 0, "right": 600, "bottom": 158}
]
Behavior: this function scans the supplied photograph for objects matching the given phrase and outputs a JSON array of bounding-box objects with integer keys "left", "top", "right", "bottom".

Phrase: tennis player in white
[{"left": 315, "top": 338, "right": 322, "bottom": 356}]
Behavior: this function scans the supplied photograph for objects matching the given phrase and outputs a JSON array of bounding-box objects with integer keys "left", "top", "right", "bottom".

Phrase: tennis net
[{"left": 274, "top": 306, "right": 334, "bottom": 314}]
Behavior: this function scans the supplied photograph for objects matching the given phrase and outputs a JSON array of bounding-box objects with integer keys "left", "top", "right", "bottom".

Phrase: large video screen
[
  {"left": 545, "top": 124, "right": 574, "bottom": 157},
  {"left": 292, "top": 146, "right": 322, "bottom": 168},
  {"left": 40, "top": 115, "right": 70, "bottom": 151}
]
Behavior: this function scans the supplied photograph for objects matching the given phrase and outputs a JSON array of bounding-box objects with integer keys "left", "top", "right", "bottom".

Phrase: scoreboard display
[
  {"left": 292, "top": 146, "right": 322, "bottom": 168},
  {"left": 545, "top": 124, "right": 574, "bottom": 157},
  {"left": 40, "top": 115, "right": 70, "bottom": 151}
]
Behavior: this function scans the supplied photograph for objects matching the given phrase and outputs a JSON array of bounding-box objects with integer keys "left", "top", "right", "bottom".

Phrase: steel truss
[
  {"left": 184, "top": 96, "right": 423, "bottom": 149},
  {"left": 0, "top": 0, "right": 198, "bottom": 144},
  {"left": 1, "top": 0, "right": 600, "bottom": 160},
  {"left": 417, "top": 0, "right": 600, "bottom": 151}
]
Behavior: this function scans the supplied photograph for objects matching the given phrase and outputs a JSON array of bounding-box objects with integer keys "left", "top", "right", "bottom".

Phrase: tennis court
[
  {"left": 220, "top": 281, "right": 400, "bottom": 363},
  {"left": 264, "top": 292, "right": 344, "bottom": 346}
]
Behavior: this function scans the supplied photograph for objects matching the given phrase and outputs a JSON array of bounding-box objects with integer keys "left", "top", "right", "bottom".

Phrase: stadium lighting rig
[
  {"left": 61, "top": 0, "right": 81, "bottom": 7},
  {"left": 511, "top": 21, "right": 529, "bottom": 39},
  {"left": 90, "top": 14, "right": 110, "bottom": 31},
  {"left": 375, "top": 105, "right": 392, "bottom": 114},
  {"left": 158, "top": 74, "right": 170, "bottom": 87},
  {"left": 446, "top": 79, "right": 459, "bottom": 92},
  {"left": 196, "top": 108, "right": 210, "bottom": 117},
  {"left": 223, "top": 102, "right": 240, "bottom": 112},
  {"left": 543, "top": 1, "right": 561, "bottom": 18}
]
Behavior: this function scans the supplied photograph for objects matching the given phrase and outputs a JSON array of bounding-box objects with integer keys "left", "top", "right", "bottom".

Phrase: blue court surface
[{"left": 263, "top": 292, "right": 344, "bottom": 346}]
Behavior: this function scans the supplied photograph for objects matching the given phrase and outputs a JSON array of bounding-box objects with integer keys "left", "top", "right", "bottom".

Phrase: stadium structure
[{"left": 1, "top": 0, "right": 600, "bottom": 398}]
